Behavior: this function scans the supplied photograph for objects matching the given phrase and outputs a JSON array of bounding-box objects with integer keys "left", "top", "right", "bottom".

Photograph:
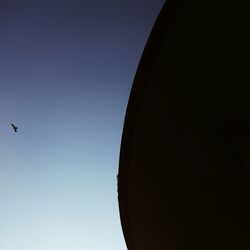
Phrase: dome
[{"left": 118, "top": 1, "right": 250, "bottom": 249}]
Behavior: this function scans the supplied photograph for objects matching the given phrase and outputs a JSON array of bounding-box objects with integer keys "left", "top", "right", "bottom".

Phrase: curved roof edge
[{"left": 117, "top": 1, "right": 181, "bottom": 249}]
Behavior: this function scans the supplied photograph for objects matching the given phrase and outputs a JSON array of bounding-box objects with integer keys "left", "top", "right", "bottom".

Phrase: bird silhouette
[{"left": 11, "top": 123, "right": 18, "bottom": 132}]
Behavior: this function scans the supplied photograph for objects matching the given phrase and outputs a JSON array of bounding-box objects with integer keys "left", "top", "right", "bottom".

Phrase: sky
[{"left": 0, "top": 1, "right": 165, "bottom": 249}]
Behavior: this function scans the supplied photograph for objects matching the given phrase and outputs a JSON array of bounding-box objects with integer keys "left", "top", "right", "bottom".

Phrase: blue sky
[{"left": 0, "top": 1, "right": 165, "bottom": 249}]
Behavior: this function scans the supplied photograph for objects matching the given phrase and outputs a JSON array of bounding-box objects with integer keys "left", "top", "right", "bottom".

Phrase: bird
[{"left": 11, "top": 123, "right": 18, "bottom": 133}]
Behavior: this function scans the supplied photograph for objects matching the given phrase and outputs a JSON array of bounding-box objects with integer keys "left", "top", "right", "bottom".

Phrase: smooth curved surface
[{"left": 118, "top": 1, "right": 250, "bottom": 249}]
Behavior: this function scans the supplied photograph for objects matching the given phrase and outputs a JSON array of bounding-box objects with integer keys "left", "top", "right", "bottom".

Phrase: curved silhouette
[{"left": 11, "top": 123, "right": 18, "bottom": 133}]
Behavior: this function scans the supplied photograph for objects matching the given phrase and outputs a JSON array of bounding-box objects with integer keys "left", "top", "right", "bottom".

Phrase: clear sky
[{"left": 0, "top": 1, "right": 165, "bottom": 249}]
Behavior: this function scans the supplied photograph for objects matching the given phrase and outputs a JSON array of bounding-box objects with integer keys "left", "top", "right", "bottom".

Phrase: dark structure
[{"left": 118, "top": 1, "right": 250, "bottom": 249}]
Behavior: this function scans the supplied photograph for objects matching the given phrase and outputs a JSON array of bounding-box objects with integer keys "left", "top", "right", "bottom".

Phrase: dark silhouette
[
  {"left": 118, "top": 1, "right": 250, "bottom": 249},
  {"left": 11, "top": 123, "right": 18, "bottom": 133}
]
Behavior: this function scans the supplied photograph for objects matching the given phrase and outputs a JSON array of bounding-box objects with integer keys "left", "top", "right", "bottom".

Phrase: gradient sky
[{"left": 0, "top": 1, "right": 165, "bottom": 249}]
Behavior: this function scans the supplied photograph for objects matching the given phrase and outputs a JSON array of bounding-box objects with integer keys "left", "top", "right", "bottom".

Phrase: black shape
[{"left": 11, "top": 123, "right": 18, "bottom": 133}]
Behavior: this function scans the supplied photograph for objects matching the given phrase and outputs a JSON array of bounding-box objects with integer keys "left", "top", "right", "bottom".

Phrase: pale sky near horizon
[{"left": 0, "top": 1, "right": 165, "bottom": 249}]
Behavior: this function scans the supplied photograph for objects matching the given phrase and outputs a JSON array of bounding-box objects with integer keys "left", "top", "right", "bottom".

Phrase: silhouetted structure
[{"left": 118, "top": 1, "right": 250, "bottom": 249}]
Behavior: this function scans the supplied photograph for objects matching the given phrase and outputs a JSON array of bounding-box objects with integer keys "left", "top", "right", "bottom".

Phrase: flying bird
[{"left": 11, "top": 123, "right": 18, "bottom": 133}]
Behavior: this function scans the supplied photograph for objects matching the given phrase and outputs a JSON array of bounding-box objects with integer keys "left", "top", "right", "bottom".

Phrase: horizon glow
[{"left": 0, "top": 1, "right": 165, "bottom": 249}]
